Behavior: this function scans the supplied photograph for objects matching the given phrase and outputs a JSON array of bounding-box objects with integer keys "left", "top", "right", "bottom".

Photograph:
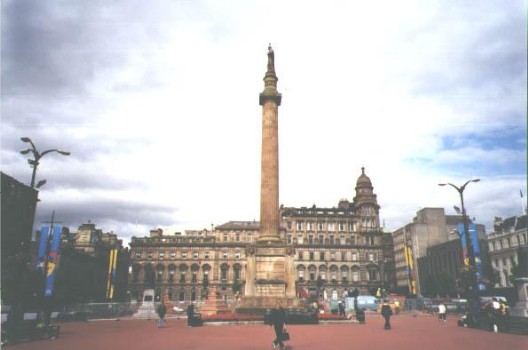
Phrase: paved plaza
[{"left": 7, "top": 314, "right": 527, "bottom": 350}]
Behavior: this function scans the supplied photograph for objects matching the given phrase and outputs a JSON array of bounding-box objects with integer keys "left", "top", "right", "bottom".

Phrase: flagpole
[{"left": 521, "top": 189, "right": 526, "bottom": 215}]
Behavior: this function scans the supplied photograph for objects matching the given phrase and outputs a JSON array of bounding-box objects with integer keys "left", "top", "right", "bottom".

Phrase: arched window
[
  {"left": 156, "top": 264, "right": 165, "bottom": 282},
  {"left": 168, "top": 264, "right": 176, "bottom": 282},
  {"left": 144, "top": 264, "right": 155, "bottom": 287}
]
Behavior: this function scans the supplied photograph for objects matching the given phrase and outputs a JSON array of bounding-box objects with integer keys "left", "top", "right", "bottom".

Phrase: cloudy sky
[{"left": 2, "top": 0, "right": 526, "bottom": 245}]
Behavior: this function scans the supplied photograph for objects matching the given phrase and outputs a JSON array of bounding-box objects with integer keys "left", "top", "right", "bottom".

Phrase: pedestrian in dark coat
[
  {"left": 186, "top": 303, "right": 195, "bottom": 327},
  {"left": 381, "top": 300, "right": 393, "bottom": 330},
  {"left": 157, "top": 303, "right": 167, "bottom": 328},
  {"left": 270, "top": 306, "right": 287, "bottom": 350}
]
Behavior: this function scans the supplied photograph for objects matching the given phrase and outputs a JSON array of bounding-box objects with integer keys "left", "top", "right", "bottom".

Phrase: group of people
[{"left": 155, "top": 302, "right": 199, "bottom": 328}]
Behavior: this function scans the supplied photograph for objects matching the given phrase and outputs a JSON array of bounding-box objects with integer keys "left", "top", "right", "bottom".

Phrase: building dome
[{"left": 356, "top": 167, "right": 373, "bottom": 189}]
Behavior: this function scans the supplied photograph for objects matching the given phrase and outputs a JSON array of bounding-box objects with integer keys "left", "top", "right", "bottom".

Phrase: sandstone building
[
  {"left": 127, "top": 168, "right": 391, "bottom": 304},
  {"left": 486, "top": 215, "right": 528, "bottom": 288}
]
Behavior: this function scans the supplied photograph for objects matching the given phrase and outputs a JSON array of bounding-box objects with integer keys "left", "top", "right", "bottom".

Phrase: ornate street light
[
  {"left": 438, "top": 178, "right": 480, "bottom": 294},
  {"left": 20, "top": 137, "right": 70, "bottom": 188}
]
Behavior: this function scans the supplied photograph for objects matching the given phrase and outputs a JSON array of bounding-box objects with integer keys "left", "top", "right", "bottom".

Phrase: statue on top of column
[{"left": 267, "top": 44, "right": 275, "bottom": 73}]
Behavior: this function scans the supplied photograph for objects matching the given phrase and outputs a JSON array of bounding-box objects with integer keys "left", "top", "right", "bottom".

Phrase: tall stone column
[
  {"left": 237, "top": 46, "right": 298, "bottom": 312},
  {"left": 258, "top": 44, "right": 282, "bottom": 244}
]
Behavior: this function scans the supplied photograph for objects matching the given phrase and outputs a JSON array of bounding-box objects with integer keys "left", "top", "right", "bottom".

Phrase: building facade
[
  {"left": 128, "top": 168, "right": 393, "bottom": 304},
  {"left": 52, "top": 223, "right": 130, "bottom": 303},
  {"left": 487, "top": 215, "right": 528, "bottom": 288},
  {"left": 1, "top": 172, "right": 39, "bottom": 307},
  {"left": 392, "top": 208, "right": 486, "bottom": 296}
]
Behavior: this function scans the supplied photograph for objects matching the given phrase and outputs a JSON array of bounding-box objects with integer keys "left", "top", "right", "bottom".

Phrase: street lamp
[
  {"left": 20, "top": 137, "right": 70, "bottom": 188},
  {"left": 438, "top": 178, "right": 481, "bottom": 294}
]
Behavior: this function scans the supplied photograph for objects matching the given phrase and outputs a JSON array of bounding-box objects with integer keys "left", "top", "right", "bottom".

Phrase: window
[
  {"left": 318, "top": 222, "right": 324, "bottom": 231},
  {"left": 318, "top": 235, "right": 324, "bottom": 244},
  {"left": 341, "top": 252, "right": 346, "bottom": 261},
  {"left": 308, "top": 235, "right": 314, "bottom": 244},
  {"left": 298, "top": 269, "right": 305, "bottom": 280},
  {"left": 287, "top": 221, "right": 292, "bottom": 230},
  {"left": 309, "top": 252, "right": 314, "bottom": 261},
  {"left": 135, "top": 252, "right": 141, "bottom": 259},
  {"left": 180, "top": 270, "right": 186, "bottom": 282},
  {"left": 352, "top": 253, "right": 358, "bottom": 261},
  {"left": 287, "top": 235, "right": 292, "bottom": 244},
  {"left": 235, "top": 233, "right": 240, "bottom": 242},
  {"left": 350, "top": 235, "right": 356, "bottom": 245},
  {"left": 204, "top": 251, "right": 210, "bottom": 259},
  {"left": 368, "top": 269, "right": 377, "bottom": 281},
  {"left": 340, "top": 235, "right": 346, "bottom": 245},
  {"left": 352, "top": 270, "right": 359, "bottom": 282},
  {"left": 170, "top": 252, "right": 176, "bottom": 259},
  {"left": 320, "top": 252, "right": 325, "bottom": 261},
  {"left": 307, "top": 222, "right": 313, "bottom": 231},
  {"left": 298, "top": 251, "right": 303, "bottom": 260},
  {"left": 222, "top": 252, "right": 228, "bottom": 259},
  {"left": 223, "top": 234, "right": 228, "bottom": 242},
  {"left": 329, "top": 235, "right": 335, "bottom": 244},
  {"left": 221, "top": 269, "right": 228, "bottom": 280},
  {"left": 296, "top": 221, "right": 304, "bottom": 231},
  {"left": 328, "top": 223, "right": 335, "bottom": 231},
  {"left": 338, "top": 222, "right": 345, "bottom": 231},
  {"left": 182, "top": 252, "right": 187, "bottom": 259},
  {"left": 179, "top": 291, "right": 185, "bottom": 302},
  {"left": 297, "top": 234, "right": 304, "bottom": 244},
  {"left": 147, "top": 251, "right": 153, "bottom": 259},
  {"left": 248, "top": 233, "right": 253, "bottom": 242},
  {"left": 330, "top": 252, "right": 336, "bottom": 260},
  {"left": 159, "top": 251, "right": 164, "bottom": 260},
  {"left": 235, "top": 252, "right": 241, "bottom": 260},
  {"left": 169, "top": 268, "right": 175, "bottom": 282},
  {"left": 193, "top": 251, "right": 199, "bottom": 259}
]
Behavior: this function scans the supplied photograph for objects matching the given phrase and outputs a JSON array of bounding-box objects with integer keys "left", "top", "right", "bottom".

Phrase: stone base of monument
[
  {"left": 510, "top": 277, "right": 528, "bottom": 318},
  {"left": 237, "top": 243, "right": 299, "bottom": 315},
  {"left": 132, "top": 289, "right": 156, "bottom": 319},
  {"left": 200, "top": 287, "right": 231, "bottom": 316},
  {"left": 236, "top": 297, "right": 299, "bottom": 315}
]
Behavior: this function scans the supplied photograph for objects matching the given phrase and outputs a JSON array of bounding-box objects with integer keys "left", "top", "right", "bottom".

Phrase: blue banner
[
  {"left": 458, "top": 223, "right": 486, "bottom": 291},
  {"left": 45, "top": 225, "right": 62, "bottom": 297},
  {"left": 36, "top": 225, "right": 50, "bottom": 270}
]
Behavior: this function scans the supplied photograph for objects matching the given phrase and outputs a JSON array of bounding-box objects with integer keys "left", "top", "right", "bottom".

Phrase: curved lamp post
[
  {"left": 20, "top": 137, "right": 70, "bottom": 188},
  {"left": 438, "top": 178, "right": 480, "bottom": 293}
]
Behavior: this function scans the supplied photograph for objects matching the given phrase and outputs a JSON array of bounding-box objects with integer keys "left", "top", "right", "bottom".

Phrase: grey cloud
[{"left": 34, "top": 196, "right": 178, "bottom": 234}]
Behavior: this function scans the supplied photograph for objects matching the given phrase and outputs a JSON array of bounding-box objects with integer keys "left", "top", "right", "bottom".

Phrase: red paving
[{"left": 6, "top": 314, "right": 527, "bottom": 350}]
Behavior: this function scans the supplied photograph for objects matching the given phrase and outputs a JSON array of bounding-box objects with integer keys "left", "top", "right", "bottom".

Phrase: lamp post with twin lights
[
  {"left": 438, "top": 178, "right": 480, "bottom": 294},
  {"left": 20, "top": 137, "right": 70, "bottom": 189}
]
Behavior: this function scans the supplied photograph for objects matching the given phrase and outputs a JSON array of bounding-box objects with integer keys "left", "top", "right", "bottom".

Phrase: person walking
[
  {"left": 157, "top": 302, "right": 167, "bottom": 328},
  {"left": 270, "top": 306, "right": 287, "bottom": 350},
  {"left": 338, "top": 301, "right": 346, "bottom": 317},
  {"left": 380, "top": 300, "right": 393, "bottom": 330},
  {"left": 186, "top": 302, "right": 195, "bottom": 327},
  {"left": 438, "top": 302, "right": 447, "bottom": 322}
]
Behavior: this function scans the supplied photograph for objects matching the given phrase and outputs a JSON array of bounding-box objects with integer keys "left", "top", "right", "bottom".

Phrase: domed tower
[{"left": 353, "top": 167, "right": 380, "bottom": 230}]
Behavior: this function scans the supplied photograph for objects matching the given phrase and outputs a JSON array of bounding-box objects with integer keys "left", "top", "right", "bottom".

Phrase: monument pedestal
[
  {"left": 132, "top": 289, "right": 156, "bottom": 319},
  {"left": 236, "top": 243, "right": 298, "bottom": 314},
  {"left": 199, "top": 287, "right": 231, "bottom": 315},
  {"left": 510, "top": 277, "right": 528, "bottom": 317}
]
